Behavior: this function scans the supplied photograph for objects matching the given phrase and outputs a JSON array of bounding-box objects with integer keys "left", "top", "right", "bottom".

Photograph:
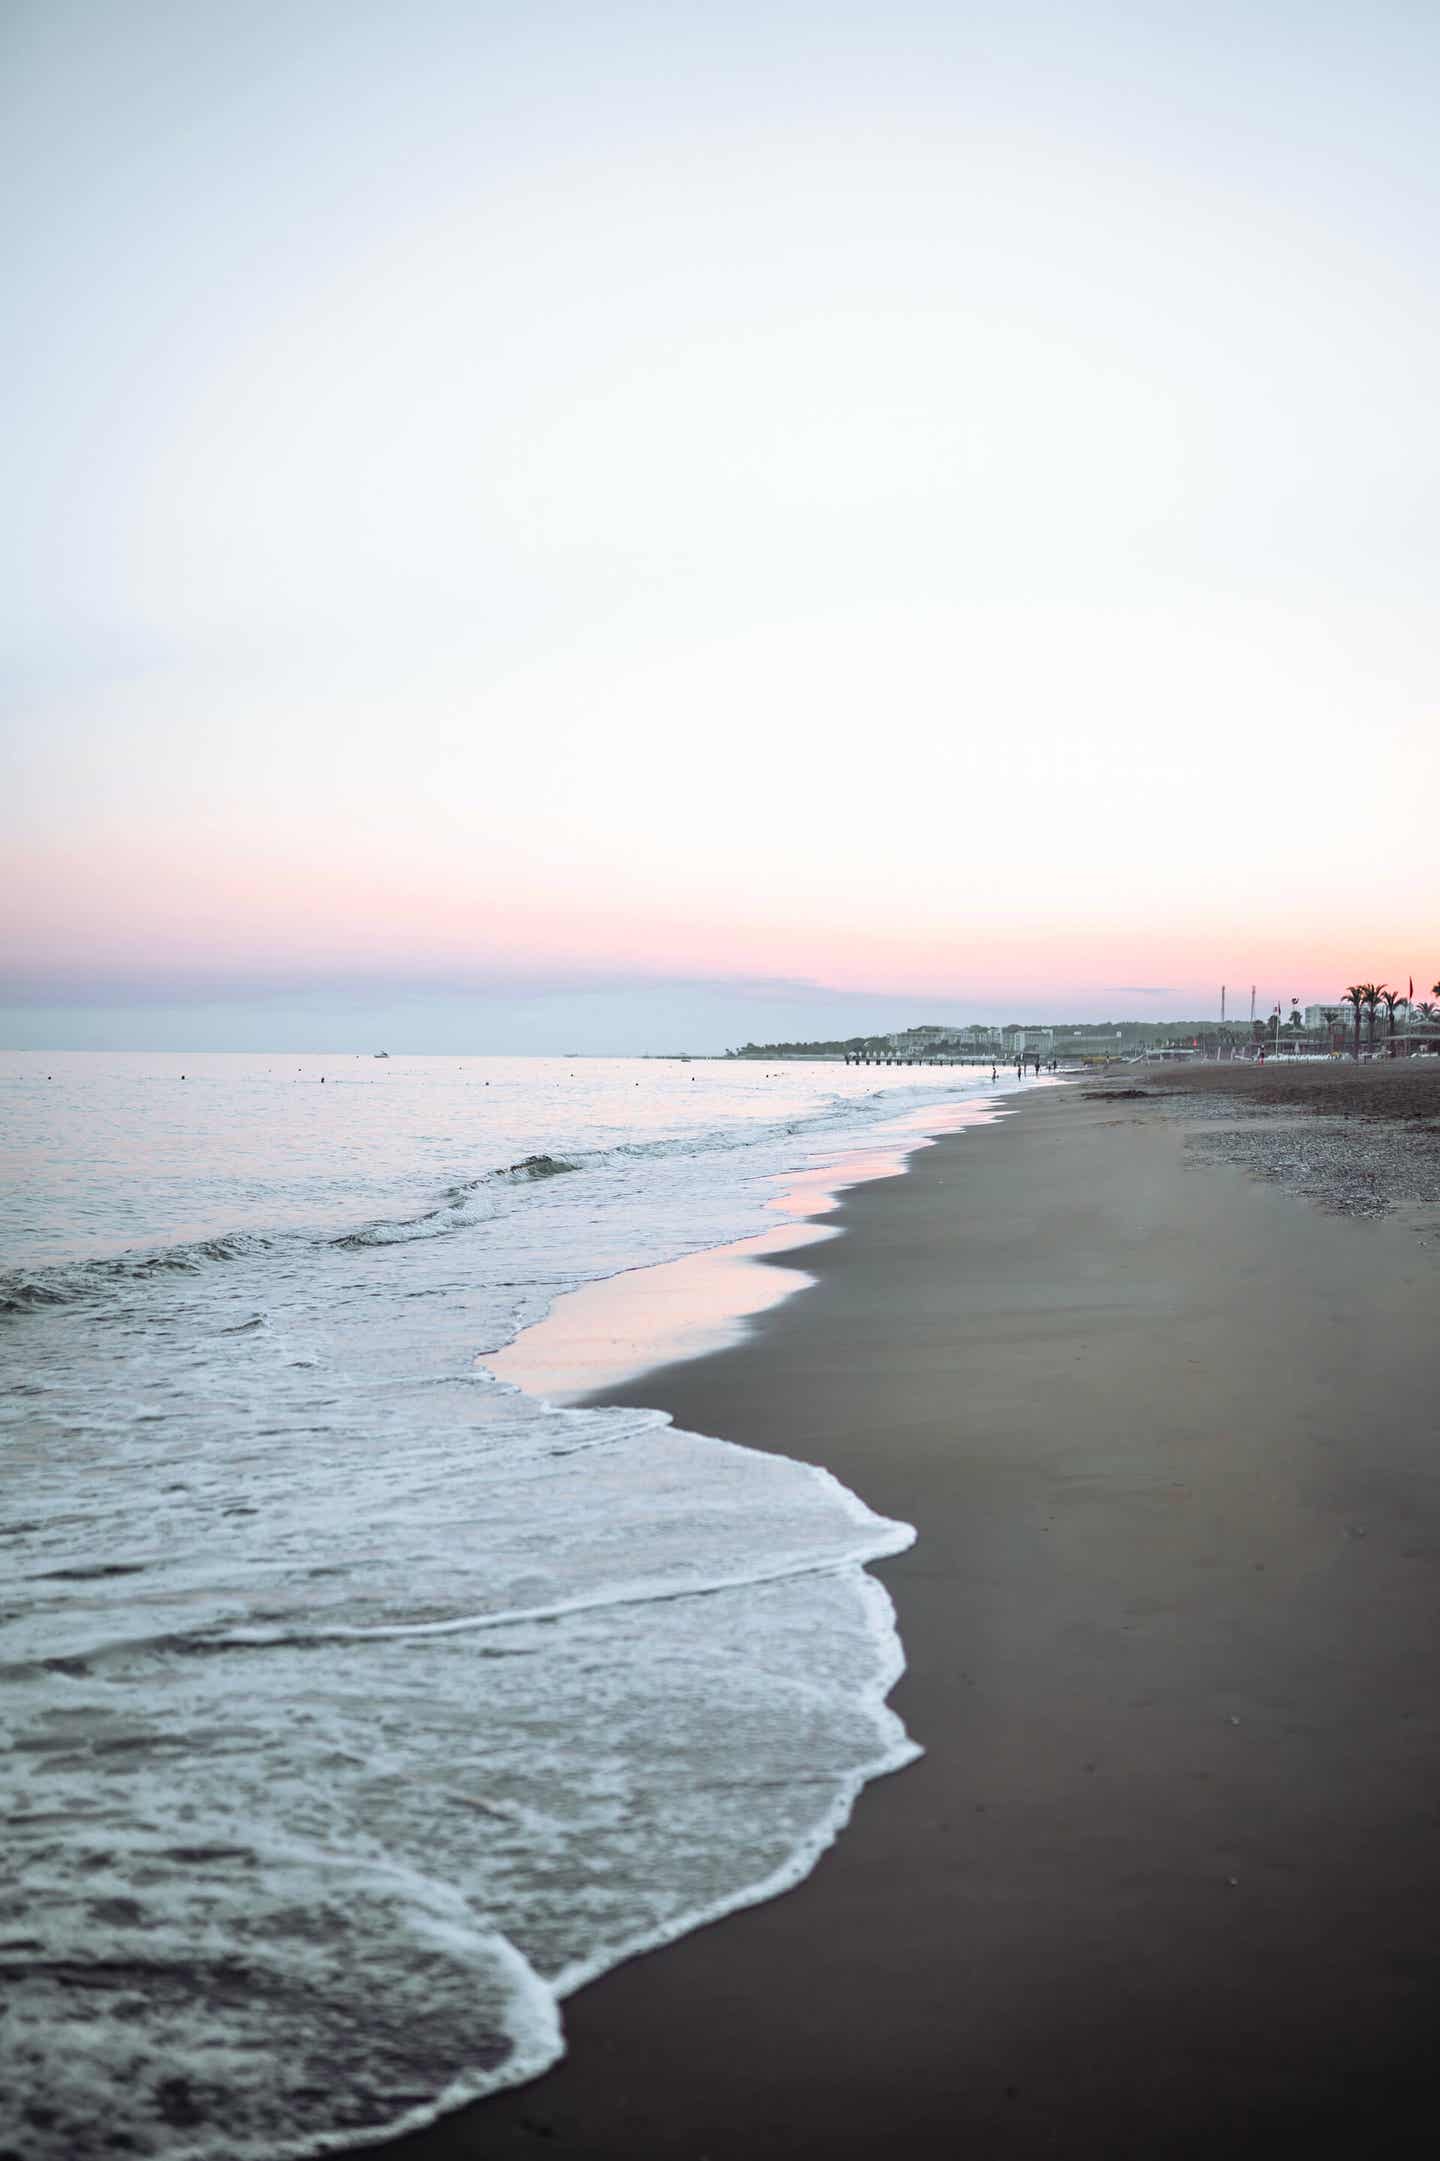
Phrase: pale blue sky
[{"left": 5, "top": 2, "right": 1437, "bottom": 1049}]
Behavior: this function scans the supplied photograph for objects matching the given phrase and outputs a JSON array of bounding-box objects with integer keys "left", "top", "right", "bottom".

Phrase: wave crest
[{"left": 1, "top": 1233, "right": 281, "bottom": 1316}]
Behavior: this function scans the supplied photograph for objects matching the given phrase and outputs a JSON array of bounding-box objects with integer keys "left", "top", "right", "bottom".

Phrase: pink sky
[
  {"left": 11, "top": 830, "right": 1434, "bottom": 1023},
  {"left": 6, "top": 4, "right": 1438, "bottom": 1043}
]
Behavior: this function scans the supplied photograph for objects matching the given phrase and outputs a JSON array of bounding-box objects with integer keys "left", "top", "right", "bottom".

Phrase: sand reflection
[{"left": 484, "top": 1101, "right": 1004, "bottom": 1407}]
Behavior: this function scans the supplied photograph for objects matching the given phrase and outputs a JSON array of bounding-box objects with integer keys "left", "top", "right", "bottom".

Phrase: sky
[{"left": 4, "top": 0, "right": 1437, "bottom": 1051}]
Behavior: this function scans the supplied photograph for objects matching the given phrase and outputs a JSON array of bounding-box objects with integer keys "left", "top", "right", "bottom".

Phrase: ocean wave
[
  {"left": 0, "top": 1232, "right": 283, "bottom": 1316},
  {"left": 333, "top": 1155, "right": 580, "bottom": 1250},
  {"left": 1, "top": 1083, "right": 947, "bottom": 1318},
  {"left": 3, "top": 1498, "right": 916, "bottom": 1683},
  {"left": 3, "top": 1388, "right": 924, "bottom": 2153},
  {"left": 1, "top": 1833, "right": 565, "bottom": 2161},
  {"left": 3, "top": 1549, "right": 918, "bottom": 2161}
]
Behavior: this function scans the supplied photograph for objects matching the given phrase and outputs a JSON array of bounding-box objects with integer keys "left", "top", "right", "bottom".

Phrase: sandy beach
[{"left": 379, "top": 1074, "right": 1440, "bottom": 2159}]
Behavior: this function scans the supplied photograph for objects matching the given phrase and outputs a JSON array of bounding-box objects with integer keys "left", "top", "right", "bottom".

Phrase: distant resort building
[
  {"left": 886, "top": 1025, "right": 966, "bottom": 1055},
  {"left": 1002, "top": 1025, "right": 1055, "bottom": 1060},
  {"left": 739, "top": 1005, "right": 1439, "bottom": 1068}
]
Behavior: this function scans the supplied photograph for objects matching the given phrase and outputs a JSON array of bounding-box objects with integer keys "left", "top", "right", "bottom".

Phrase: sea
[{"left": 1, "top": 1049, "right": 1029, "bottom": 2159}]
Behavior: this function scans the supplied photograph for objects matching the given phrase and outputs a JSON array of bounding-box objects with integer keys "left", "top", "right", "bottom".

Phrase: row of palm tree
[{"left": 1339, "top": 980, "right": 1440, "bottom": 1058}]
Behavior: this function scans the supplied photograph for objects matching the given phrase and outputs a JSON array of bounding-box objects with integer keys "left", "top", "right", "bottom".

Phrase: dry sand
[
  {"left": 378, "top": 1080, "right": 1440, "bottom": 2160},
  {"left": 1109, "top": 1053, "right": 1440, "bottom": 1124}
]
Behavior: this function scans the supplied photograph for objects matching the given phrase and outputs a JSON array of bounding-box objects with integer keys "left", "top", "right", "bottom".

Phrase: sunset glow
[{"left": 6, "top": 2, "right": 1438, "bottom": 1047}]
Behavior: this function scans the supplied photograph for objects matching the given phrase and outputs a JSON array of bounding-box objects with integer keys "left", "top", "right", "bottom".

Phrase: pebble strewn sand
[
  {"left": 1080, "top": 1062, "right": 1440, "bottom": 1218},
  {"left": 1183, "top": 1117, "right": 1440, "bottom": 1217}
]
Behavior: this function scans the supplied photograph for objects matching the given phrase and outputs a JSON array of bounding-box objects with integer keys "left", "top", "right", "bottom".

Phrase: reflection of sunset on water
[{"left": 486, "top": 1095, "right": 1010, "bottom": 1406}]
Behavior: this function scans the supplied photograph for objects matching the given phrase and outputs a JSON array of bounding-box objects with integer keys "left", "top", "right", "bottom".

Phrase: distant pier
[{"left": 843, "top": 1053, "right": 991, "bottom": 1067}]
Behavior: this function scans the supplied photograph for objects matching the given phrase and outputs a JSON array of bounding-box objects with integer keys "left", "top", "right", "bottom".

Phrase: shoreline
[
  {"left": 484, "top": 1083, "right": 1027, "bottom": 1405},
  {"left": 377, "top": 1081, "right": 1440, "bottom": 2159}
]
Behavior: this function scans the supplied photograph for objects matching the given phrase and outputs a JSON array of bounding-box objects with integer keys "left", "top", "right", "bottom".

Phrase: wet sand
[{"left": 379, "top": 1083, "right": 1440, "bottom": 2159}]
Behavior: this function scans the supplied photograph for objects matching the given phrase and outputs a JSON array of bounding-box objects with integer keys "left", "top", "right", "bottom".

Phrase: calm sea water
[{"left": 1, "top": 1050, "right": 1027, "bottom": 2159}]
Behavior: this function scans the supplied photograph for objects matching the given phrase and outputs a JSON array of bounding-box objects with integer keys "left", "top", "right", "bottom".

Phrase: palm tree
[
  {"left": 1363, "top": 983, "right": 1388, "bottom": 1054},
  {"left": 1342, "top": 984, "right": 1367, "bottom": 1059},
  {"left": 1380, "top": 986, "right": 1402, "bottom": 1055},
  {"left": 1415, "top": 1002, "right": 1439, "bottom": 1026}
]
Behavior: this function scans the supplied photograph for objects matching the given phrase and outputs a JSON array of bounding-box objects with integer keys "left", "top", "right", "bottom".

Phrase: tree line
[{"left": 1336, "top": 980, "right": 1440, "bottom": 1058}]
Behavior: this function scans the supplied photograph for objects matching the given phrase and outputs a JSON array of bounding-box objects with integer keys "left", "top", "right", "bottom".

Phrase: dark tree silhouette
[{"left": 1342, "top": 983, "right": 1366, "bottom": 1060}]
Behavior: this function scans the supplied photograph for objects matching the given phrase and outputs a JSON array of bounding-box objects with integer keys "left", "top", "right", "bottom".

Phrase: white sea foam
[
  {"left": 4, "top": 1415, "right": 918, "bottom": 2157},
  {"left": 1, "top": 1052, "right": 1030, "bottom": 2157}
]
